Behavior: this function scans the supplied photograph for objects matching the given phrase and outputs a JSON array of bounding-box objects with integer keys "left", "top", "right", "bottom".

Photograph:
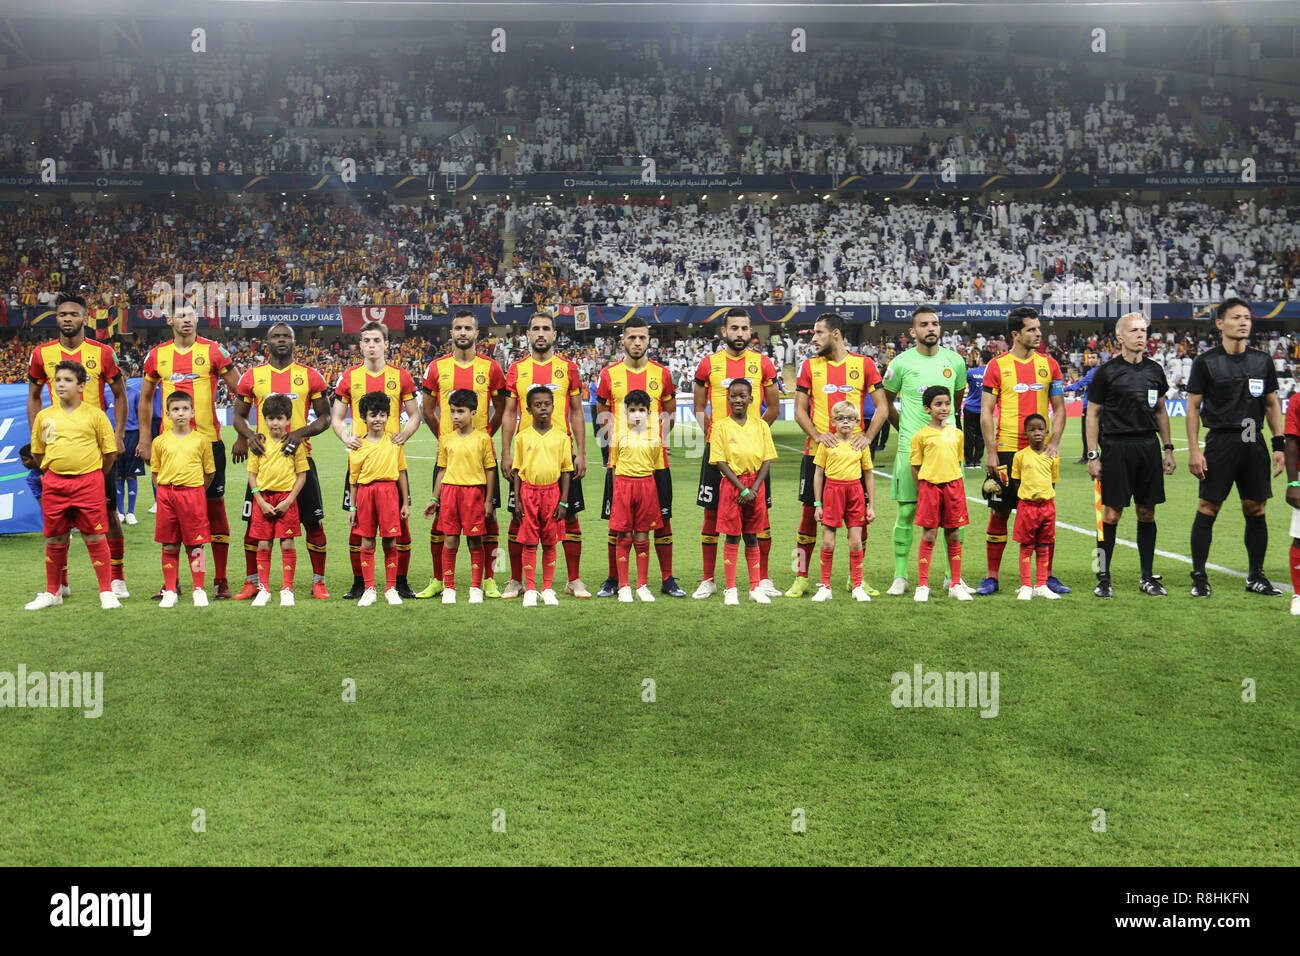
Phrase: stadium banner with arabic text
[
  {"left": 0, "top": 384, "right": 42, "bottom": 535},
  {"left": 12, "top": 301, "right": 1300, "bottom": 332}
]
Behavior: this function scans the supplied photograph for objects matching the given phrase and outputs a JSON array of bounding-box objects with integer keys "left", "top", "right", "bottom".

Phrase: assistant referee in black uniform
[
  {"left": 1185, "top": 297, "right": 1286, "bottom": 597},
  {"left": 1085, "top": 313, "right": 1177, "bottom": 597}
]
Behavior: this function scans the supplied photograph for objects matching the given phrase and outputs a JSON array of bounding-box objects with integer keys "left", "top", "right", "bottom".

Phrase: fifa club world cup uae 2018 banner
[{"left": 0, "top": 385, "right": 42, "bottom": 535}]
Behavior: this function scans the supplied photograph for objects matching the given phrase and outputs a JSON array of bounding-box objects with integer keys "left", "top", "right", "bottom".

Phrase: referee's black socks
[
  {"left": 1099, "top": 522, "right": 1117, "bottom": 578},
  {"left": 1136, "top": 520, "right": 1156, "bottom": 580},
  {"left": 1244, "top": 513, "right": 1268, "bottom": 577},
  {"left": 1190, "top": 511, "right": 1216, "bottom": 573}
]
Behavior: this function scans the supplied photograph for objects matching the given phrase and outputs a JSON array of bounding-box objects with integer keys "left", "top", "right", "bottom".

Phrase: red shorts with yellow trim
[
  {"left": 42, "top": 471, "right": 110, "bottom": 537},
  {"left": 820, "top": 477, "right": 867, "bottom": 528},
  {"left": 154, "top": 483, "right": 212, "bottom": 546},
  {"left": 609, "top": 474, "right": 663, "bottom": 534},
  {"left": 915, "top": 478, "right": 969, "bottom": 530},
  {"left": 516, "top": 481, "right": 563, "bottom": 546},
  {"left": 437, "top": 483, "right": 487, "bottom": 536},
  {"left": 249, "top": 490, "right": 301, "bottom": 540},
  {"left": 1012, "top": 497, "right": 1057, "bottom": 545},
  {"left": 716, "top": 473, "right": 769, "bottom": 536},
  {"left": 356, "top": 481, "right": 402, "bottom": 539}
]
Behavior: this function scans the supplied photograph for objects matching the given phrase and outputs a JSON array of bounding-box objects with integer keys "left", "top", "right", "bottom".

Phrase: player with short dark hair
[
  {"left": 348, "top": 390, "right": 411, "bottom": 607},
  {"left": 691, "top": 307, "right": 781, "bottom": 599},
  {"left": 510, "top": 384, "right": 574, "bottom": 606},
  {"left": 595, "top": 316, "right": 682, "bottom": 598},
  {"left": 1086, "top": 312, "right": 1178, "bottom": 598},
  {"left": 28, "top": 291, "right": 129, "bottom": 598},
  {"left": 607, "top": 387, "right": 664, "bottom": 602},
  {"left": 1185, "top": 297, "right": 1286, "bottom": 596},
  {"left": 426, "top": 388, "right": 497, "bottom": 603},
  {"left": 245, "top": 391, "right": 309, "bottom": 607},
  {"left": 151, "top": 390, "right": 216, "bottom": 608},
  {"left": 1011, "top": 413, "right": 1060, "bottom": 600},
  {"left": 233, "top": 322, "right": 333, "bottom": 600},
  {"left": 976, "top": 307, "right": 1069, "bottom": 596},
  {"left": 909, "top": 385, "right": 970, "bottom": 602},
  {"left": 25, "top": 361, "right": 120, "bottom": 610}
]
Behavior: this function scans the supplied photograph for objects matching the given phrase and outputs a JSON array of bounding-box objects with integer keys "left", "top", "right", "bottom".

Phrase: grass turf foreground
[{"left": 1, "top": 421, "right": 1296, "bottom": 865}]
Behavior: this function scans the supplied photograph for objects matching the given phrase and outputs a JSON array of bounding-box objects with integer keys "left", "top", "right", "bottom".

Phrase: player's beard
[{"left": 728, "top": 336, "right": 747, "bottom": 354}]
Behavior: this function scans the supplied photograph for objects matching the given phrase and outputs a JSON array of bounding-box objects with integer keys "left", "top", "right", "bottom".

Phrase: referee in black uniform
[
  {"left": 1186, "top": 297, "right": 1286, "bottom": 597},
  {"left": 1085, "top": 313, "right": 1177, "bottom": 597}
]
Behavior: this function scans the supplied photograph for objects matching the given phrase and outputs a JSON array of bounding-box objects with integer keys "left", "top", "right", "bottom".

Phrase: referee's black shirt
[
  {"left": 1087, "top": 355, "right": 1169, "bottom": 439},
  {"left": 1185, "top": 346, "right": 1278, "bottom": 431}
]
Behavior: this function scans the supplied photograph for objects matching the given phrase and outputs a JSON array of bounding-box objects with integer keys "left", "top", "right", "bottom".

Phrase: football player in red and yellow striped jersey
[
  {"left": 27, "top": 292, "right": 129, "bottom": 597},
  {"left": 788, "top": 312, "right": 887, "bottom": 596},
  {"left": 594, "top": 316, "right": 682, "bottom": 598},
  {"left": 138, "top": 305, "right": 243, "bottom": 598},
  {"left": 232, "top": 322, "right": 333, "bottom": 600},
  {"left": 330, "top": 320, "right": 421, "bottom": 599},
  {"left": 975, "top": 307, "right": 1068, "bottom": 595},
  {"left": 690, "top": 307, "right": 780, "bottom": 598},
  {"left": 499, "top": 311, "right": 589, "bottom": 597},
  {"left": 416, "top": 309, "right": 508, "bottom": 599}
]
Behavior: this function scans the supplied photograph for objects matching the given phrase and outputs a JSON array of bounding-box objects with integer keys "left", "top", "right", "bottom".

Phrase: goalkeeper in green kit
[{"left": 880, "top": 306, "right": 970, "bottom": 596}]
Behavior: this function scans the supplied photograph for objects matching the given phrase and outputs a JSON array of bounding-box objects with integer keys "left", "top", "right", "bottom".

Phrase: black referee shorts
[
  {"left": 699, "top": 441, "right": 772, "bottom": 510},
  {"left": 1099, "top": 436, "right": 1166, "bottom": 509},
  {"left": 244, "top": 456, "right": 325, "bottom": 529},
  {"left": 1199, "top": 429, "right": 1272, "bottom": 504},
  {"left": 602, "top": 467, "right": 673, "bottom": 521},
  {"left": 207, "top": 440, "right": 226, "bottom": 500},
  {"left": 987, "top": 450, "right": 1020, "bottom": 511}
]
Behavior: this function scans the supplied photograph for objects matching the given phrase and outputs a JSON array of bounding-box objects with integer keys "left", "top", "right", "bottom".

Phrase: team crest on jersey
[
  {"left": 195, "top": 355, "right": 206, "bottom": 367},
  {"left": 649, "top": 379, "right": 659, "bottom": 391},
  {"left": 555, "top": 369, "right": 566, "bottom": 381},
  {"left": 849, "top": 369, "right": 861, "bottom": 380},
  {"left": 748, "top": 363, "right": 758, "bottom": 375},
  {"left": 294, "top": 376, "right": 305, "bottom": 387},
  {"left": 1147, "top": 389, "right": 1159, "bottom": 407},
  {"left": 476, "top": 373, "right": 487, "bottom": 385},
  {"left": 386, "top": 379, "right": 397, "bottom": 390},
  {"left": 1248, "top": 378, "right": 1264, "bottom": 398},
  {"left": 86, "top": 357, "right": 97, "bottom": 370},
  {"left": 942, "top": 367, "right": 953, "bottom": 378},
  {"left": 1037, "top": 367, "right": 1048, "bottom": 378}
]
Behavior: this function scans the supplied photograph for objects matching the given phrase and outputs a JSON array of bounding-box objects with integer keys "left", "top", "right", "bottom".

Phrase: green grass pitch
[{"left": 1, "top": 419, "right": 1296, "bottom": 865}]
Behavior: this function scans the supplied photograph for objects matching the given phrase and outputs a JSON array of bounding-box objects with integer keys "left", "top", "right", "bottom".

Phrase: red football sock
[
  {"left": 947, "top": 540, "right": 962, "bottom": 587},
  {"left": 820, "top": 547, "right": 834, "bottom": 588},
  {"left": 442, "top": 545, "right": 457, "bottom": 590},
  {"left": 635, "top": 540, "right": 650, "bottom": 588},
  {"left": 282, "top": 550, "right": 296, "bottom": 590},
  {"left": 86, "top": 538, "right": 113, "bottom": 591},
  {"left": 616, "top": 536, "right": 633, "bottom": 588},
  {"left": 244, "top": 532, "right": 259, "bottom": 577},
  {"left": 256, "top": 549, "right": 271, "bottom": 590},
  {"left": 607, "top": 533, "right": 618, "bottom": 580},
  {"left": 187, "top": 547, "right": 206, "bottom": 590},
  {"left": 304, "top": 525, "right": 327, "bottom": 578},
  {"left": 757, "top": 530, "right": 772, "bottom": 580},
  {"left": 796, "top": 505, "right": 817, "bottom": 578},
  {"left": 507, "top": 519, "right": 523, "bottom": 581},
  {"left": 986, "top": 512, "right": 1009, "bottom": 579},
  {"left": 918, "top": 538, "right": 935, "bottom": 587},
  {"left": 1035, "top": 544, "right": 1050, "bottom": 587},
  {"left": 522, "top": 546, "right": 537, "bottom": 591},
  {"left": 108, "top": 536, "right": 125, "bottom": 581},
  {"left": 384, "top": 543, "right": 398, "bottom": 590},
  {"left": 360, "top": 547, "right": 376, "bottom": 590},
  {"left": 701, "top": 509, "right": 718, "bottom": 582},
  {"left": 1019, "top": 545, "right": 1034, "bottom": 587},
  {"left": 1291, "top": 544, "right": 1300, "bottom": 594},
  {"left": 469, "top": 546, "right": 484, "bottom": 588},
  {"left": 206, "top": 499, "right": 229, "bottom": 579},
  {"left": 655, "top": 520, "right": 673, "bottom": 579},
  {"left": 745, "top": 545, "right": 762, "bottom": 590},
  {"left": 161, "top": 549, "right": 179, "bottom": 593},
  {"left": 723, "top": 541, "right": 740, "bottom": 590},
  {"left": 45, "top": 543, "right": 68, "bottom": 594},
  {"left": 349, "top": 532, "right": 363, "bottom": 577},
  {"left": 563, "top": 517, "right": 581, "bottom": 580},
  {"left": 849, "top": 548, "right": 863, "bottom": 589},
  {"left": 541, "top": 543, "right": 557, "bottom": 590}
]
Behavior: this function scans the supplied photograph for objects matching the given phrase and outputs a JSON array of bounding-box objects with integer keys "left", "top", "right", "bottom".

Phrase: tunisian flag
[{"left": 341, "top": 305, "right": 406, "bottom": 334}]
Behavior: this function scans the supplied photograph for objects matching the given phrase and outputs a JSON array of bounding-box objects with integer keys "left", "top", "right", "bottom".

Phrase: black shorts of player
[
  {"left": 117, "top": 429, "right": 145, "bottom": 480},
  {"left": 698, "top": 441, "right": 772, "bottom": 510},
  {"left": 1199, "top": 429, "right": 1273, "bottom": 504},
  {"left": 244, "top": 456, "right": 325, "bottom": 529},
  {"left": 797, "top": 452, "right": 869, "bottom": 510},
  {"left": 601, "top": 467, "right": 673, "bottom": 521},
  {"left": 987, "top": 450, "right": 1020, "bottom": 511},
  {"left": 343, "top": 469, "right": 413, "bottom": 511},
  {"left": 1099, "top": 436, "right": 1166, "bottom": 509},
  {"left": 507, "top": 472, "right": 585, "bottom": 516},
  {"left": 207, "top": 440, "right": 226, "bottom": 500}
]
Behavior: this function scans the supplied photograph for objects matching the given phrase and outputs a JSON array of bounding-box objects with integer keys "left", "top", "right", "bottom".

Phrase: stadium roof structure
[{"left": 6, "top": 0, "right": 1300, "bottom": 24}]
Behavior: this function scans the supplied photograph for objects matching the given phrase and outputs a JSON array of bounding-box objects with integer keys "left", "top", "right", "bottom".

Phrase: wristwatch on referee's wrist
[
  {"left": 1163, "top": 444, "right": 1175, "bottom": 451},
  {"left": 1085, "top": 450, "right": 1099, "bottom": 461}
]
